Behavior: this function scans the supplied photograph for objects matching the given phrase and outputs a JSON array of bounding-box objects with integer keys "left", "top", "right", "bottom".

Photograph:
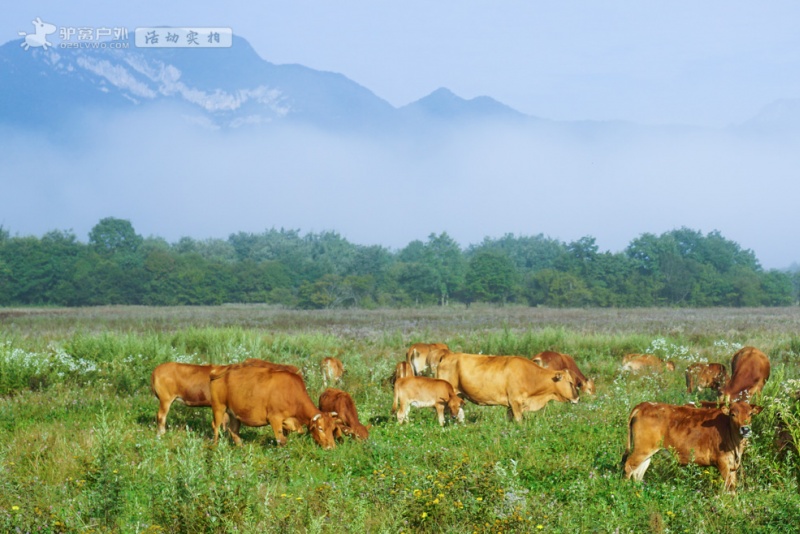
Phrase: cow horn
[{"left": 311, "top": 413, "right": 322, "bottom": 422}]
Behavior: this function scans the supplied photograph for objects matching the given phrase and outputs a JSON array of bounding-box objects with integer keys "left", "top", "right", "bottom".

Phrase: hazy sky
[
  {"left": 5, "top": 1, "right": 800, "bottom": 126},
  {"left": 3, "top": 2, "right": 800, "bottom": 269}
]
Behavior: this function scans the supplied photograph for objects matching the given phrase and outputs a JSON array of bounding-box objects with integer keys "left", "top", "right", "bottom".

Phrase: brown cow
[
  {"left": 719, "top": 346, "right": 771, "bottom": 402},
  {"left": 210, "top": 366, "right": 337, "bottom": 449},
  {"left": 532, "top": 351, "right": 596, "bottom": 395},
  {"left": 321, "top": 357, "right": 344, "bottom": 385},
  {"left": 393, "top": 376, "right": 464, "bottom": 426},
  {"left": 621, "top": 354, "right": 676, "bottom": 373},
  {"left": 319, "top": 388, "right": 370, "bottom": 440},
  {"left": 436, "top": 353, "right": 579, "bottom": 422},
  {"left": 685, "top": 362, "right": 728, "bottom": 394},
  {"left": 406, "top": 342, "right": 449, "bottom": 376},
  {"left": 391, "top": 360, "right": 415, "bottom": 385},
  {"left": 623, "top": 401, "right": 762, "bottom": 492},
  {"left": 150, "top": 359, "right": 300, "bottom": 435}
]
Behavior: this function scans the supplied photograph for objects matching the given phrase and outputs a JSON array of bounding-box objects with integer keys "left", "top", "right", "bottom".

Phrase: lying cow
[
  {"left": 436, "top": 352, "right": 579, "bottom": 422},
  {"left": 393, "top": 376, "right": 464, "bottom": 426},
  {"left": 532, "top": 351, "right": 595, "bottom": 395},
  {"left": 621, "top": 353, "right": 675, "bottom": 373},
  {"left": 622, "top": 401, "right": 762, "bottom": 492},
  {"left": 319, "top": 388, "right": 370, "bottom": 440},
  {"left": 210, "top": 366, "right": 338, "bottom": 449},
  {"left": 150, "top": 359, "right": 300, "bottom": 435},
  {"left": 685, "top": 362, "right": 728, "bottom": 394},
  {"left": 406, "top": 342, "right": 449, "bottom": 376},
  {"left": 720, "top": 346, "right": 771, "bottom": 402},
  {"left": 321, "top": 357, "right": 344, "bottom": 386}
]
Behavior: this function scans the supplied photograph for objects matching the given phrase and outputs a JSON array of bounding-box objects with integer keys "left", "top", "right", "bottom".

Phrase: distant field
[{"left": 1, "top": 305, "right": 799, "bottom": 533}]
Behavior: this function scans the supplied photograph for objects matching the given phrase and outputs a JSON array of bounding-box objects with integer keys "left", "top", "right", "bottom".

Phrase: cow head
[
  {"left": 442, "top": 394, "right": 465, "bottom": 420},
  {"left": 722, "top": 402, "right": 762, "bottom": 438},
  {"left": 581, "top": 378, "right": 596, "bottom": 395},
  {"left": 308, "top": 412, "right": 338, "bottom": 449},
  {"left": 553, "top": 370, "right": 580, "bottom": 403}
]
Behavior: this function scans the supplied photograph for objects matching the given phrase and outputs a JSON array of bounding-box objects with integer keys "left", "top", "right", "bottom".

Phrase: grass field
[{"left": 1, "top": 305, "right": 799, "bottom": 533}]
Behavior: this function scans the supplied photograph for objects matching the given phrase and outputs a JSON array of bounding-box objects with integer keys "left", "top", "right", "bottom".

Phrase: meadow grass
[{"left": 0, "top": 305, "right": 799, "bottom": 532}]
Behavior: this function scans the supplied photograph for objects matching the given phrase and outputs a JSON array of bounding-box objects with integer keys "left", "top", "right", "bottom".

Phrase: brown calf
[
  {"left": 685, "top": 362, "right": 728, "bottom": 394},
  {"left": 719, "top": 346, "right": 770, "bottom": 402},
  {"left": 393, "top": 376, "right": 464, "bottom": 426},
  {"left": 319, "top": 388, "right": 370, "bottom": 440},
  {"left": 623, "top": 401, "right": 762, "bottom": 492}
]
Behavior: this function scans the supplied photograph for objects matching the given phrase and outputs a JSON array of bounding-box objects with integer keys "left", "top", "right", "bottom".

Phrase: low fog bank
[{"left": 1, "top": 107, "right": 797, "bottom": 270}]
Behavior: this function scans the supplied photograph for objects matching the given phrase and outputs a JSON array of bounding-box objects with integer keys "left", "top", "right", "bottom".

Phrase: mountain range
[{"left": 0, "top": 34, "right": 540, "bottom": 134}]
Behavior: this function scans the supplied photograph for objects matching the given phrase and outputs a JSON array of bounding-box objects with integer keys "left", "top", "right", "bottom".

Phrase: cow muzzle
[{"left": 739, "top": 425, "right": 752, "bottom": 438}]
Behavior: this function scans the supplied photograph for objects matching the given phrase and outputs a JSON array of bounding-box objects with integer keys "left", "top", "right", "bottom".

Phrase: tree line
[{"left": 0, "top": 217, "right": 797, "bottom": 308}]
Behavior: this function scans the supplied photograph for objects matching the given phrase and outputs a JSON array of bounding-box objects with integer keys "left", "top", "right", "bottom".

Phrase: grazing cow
[
  {"left": 621, "top": 354, "right": 675, "bottom": 373},
  {"left": 393, "top": 376, "right": 464, "bottom": 426},
  {"left": 319, "top": 388, "right": 370, "bottom": 440},
  {"left": 436, "top": 353, "right": 579, "bottom": 422},
  {"left": 321, "top": 357, "right": 345, "bottom": 385},
  {"left": 150, "top": 359, "right": 300, "bottom": 435},
  {"left": 720, "top": 346, "right": 771, "bottom": 402},
  {"left": 210, "top": 366, "right": 338, "bottom": 449},
  {"left": 406, "top": 342, "right": 449, "bottom": 376},
  {"left": 685, "top": 362, "right": 728, "bottom": 394},
  {"left": 532, "top": 351, "right": 596, "bottom": 395},
  {"left": 622, "top": 401, "right": 762, "bottom": 492}
]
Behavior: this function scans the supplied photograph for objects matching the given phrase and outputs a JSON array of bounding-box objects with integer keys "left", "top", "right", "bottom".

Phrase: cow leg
[
  {"left": 435, "top": 404, "right": 445, "bottom": 426},
  {"left": 507, "top": 401, "right": 524, "bottom": 422},
  {"left": 269, "top": 416, "right": 288, "bottom": 446},
  {"left": 396, "top": 401, "right": 409, "bottom": 424},
  {"left": 211, "top": 404, "right": 227, "bottom": 445},
  {"left": 156, "top": 397, "right": 174, "bottom": 436},
  {"left": 227, "top": 414, "right": 242, "bottom": 446},
  {"left": 718, "top": 462, "right": 737, "bottom": 492}
]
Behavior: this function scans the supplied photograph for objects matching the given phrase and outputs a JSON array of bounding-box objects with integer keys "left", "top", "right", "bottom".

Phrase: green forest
[{"left": 0, "top": 217, "right": 797, "bottom": 308}]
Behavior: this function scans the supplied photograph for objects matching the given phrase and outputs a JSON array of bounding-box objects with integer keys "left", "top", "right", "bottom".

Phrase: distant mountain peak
[{"left": 402, "top": 86, "right": 526, "bottom": 121}]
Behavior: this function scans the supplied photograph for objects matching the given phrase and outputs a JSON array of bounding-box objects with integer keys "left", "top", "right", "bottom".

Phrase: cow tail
[
  {"left": 209, "top": 366, "right": 229, "bottom": 381},
  {"left": 621, "top": 406, "right": 639, "bottom": 467},
  {"left": 409, "top": 349, "right": 419, "bottom": 375},
  {"left": 391, "top": 385, "right": 398, "bottom": 414}
]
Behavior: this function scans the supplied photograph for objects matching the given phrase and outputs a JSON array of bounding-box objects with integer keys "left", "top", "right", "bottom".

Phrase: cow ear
[{"left": 750, "top": 405, "right": 763, "bottom": 415}]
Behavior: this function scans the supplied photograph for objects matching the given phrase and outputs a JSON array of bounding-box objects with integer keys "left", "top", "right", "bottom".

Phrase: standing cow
[
  {"left": 623, "top": 401, "right": 762, "bottom": 492},
  {"left": 393, "top": 376, "right": 464, "bottom": 426},
  {"left": 321, "top": 357, "right": 345, "bottom": 386},
  {"left": 150, "top": 359, "right": 300, "bottom": 435},
  {"left": 720, "top": 346, "right": 771, "bottom": 402},
  {"left": 436, "top": 353, "right": 579, "bottom": 422},
  {"left": 685, "top": 362, "right": 728, "bottom": 394},
  {"left": 210, "top": 366, "right": 338, "bottom": 449}
]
